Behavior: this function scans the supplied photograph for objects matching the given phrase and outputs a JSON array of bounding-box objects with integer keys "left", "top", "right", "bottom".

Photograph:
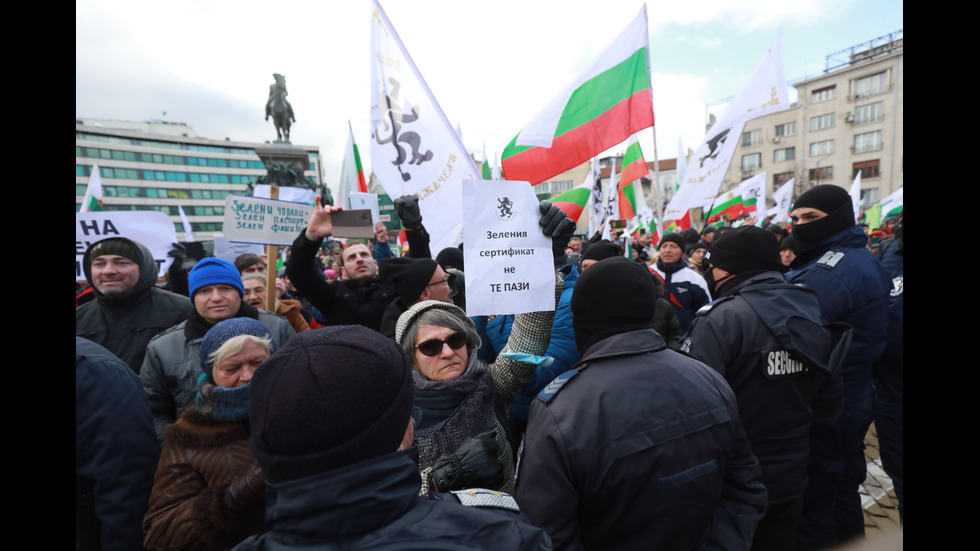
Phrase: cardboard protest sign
[
  {"left": 463, "top": 179, "right": 555, "bottom": 316},
  {"left": 75, "top": 211, "right": 178, "bottom": 279},
  {"left": 223, "top": 195, "right": 314, "bottom": 246}
]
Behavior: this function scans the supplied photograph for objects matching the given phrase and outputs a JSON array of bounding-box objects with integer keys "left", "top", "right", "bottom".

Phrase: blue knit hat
[
  {"left": 188, "top": 257, "right": 244, "bottom": 302},
  {"left": 199, "top": 317, "right": 276, "bottom": 381}
]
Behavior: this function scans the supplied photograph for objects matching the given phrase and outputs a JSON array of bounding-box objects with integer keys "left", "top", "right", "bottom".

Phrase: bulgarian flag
[
  {"left": 618, "top": 135, "right": 648, "bottom": 219},
  {"left": 550, "top": 180, "right": 593, "bottom": 223},
  {"left": 663, "top": 211, "right": 691, "bottom": 234},
  {"left": 80, "top": 164, "right": 103, "bottom": 212},
  {"left": 706, "top": 188, "right": 742, "bottom": 224},
  {"left": 879, "top": 187, "right": 904, "bottom": 217},
  {"left": 338, "top": 121, "right": 367, "bottom": 206},
  {"left": 501, "top": 5, "right": 654, "bottom": 185}
]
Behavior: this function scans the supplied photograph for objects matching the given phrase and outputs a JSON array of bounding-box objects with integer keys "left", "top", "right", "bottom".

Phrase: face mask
[{"left": 791, "top": 204, "right": 854, "bottom": 249}]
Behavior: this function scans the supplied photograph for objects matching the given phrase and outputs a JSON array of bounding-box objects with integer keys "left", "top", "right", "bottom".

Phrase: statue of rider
[{"left": 266, "top": 73, "right": 295, "bottom": 141}]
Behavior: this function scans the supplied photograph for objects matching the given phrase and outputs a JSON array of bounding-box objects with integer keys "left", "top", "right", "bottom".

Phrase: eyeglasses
[
  {"left": 415, "top": 332, "right": 467, "bottom": 357},
  {"left": 426, "top": 275, "right": 451, "bottom": 288}
]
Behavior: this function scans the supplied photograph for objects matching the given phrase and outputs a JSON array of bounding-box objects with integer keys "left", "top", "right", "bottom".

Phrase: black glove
[
  {"left": 430, "top": 431, "right": 504, "bottom": 492},
  {"left": 539, "top": 201, "right": 577, "bottom": 265},
  {"left": 223, "top": 465, "right": 266, "bottom": 513},
  {"left": 167, "top": 243, "right": 187, "bottom": 273},
  {"left": 394, "top": 195, "right": 423, "bottom": 228}
]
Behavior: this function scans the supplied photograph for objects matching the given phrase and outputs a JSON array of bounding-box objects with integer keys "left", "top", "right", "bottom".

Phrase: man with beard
[{"left": 76, "top": 238, "right": 190, "bottom": 373}]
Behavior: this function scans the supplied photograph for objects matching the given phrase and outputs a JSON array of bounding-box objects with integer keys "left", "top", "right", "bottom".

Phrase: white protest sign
[
  {"left": 463, "top": 179, "right": 555, "bottom": 316},
  {"left": 253, "top": 184, "right": 316, "bottom": 205},
  {"left": 212, "top": 235, "right": 265, "bottom": 264},
  {"left": 223, "top": 195, "right": 314, "bottom": 246},
  {"left": 347, "top": 192, "right": 381, "bottom": 226},
  {"left": 75, "top": 211, "right": 178, "bottom": 280}
]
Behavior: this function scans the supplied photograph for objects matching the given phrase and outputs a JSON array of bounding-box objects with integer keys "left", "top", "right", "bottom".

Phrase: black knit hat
[
  {"left": 249, "top": 326, "right": 415, "bottom": 483},
  {"left": 436, "top": 247, "right": 464, "bottom": 271},
  {"left": 88, "top": 238, "right": 141, "bottom": 264},
  {"left": 658, "top": 232, "right": 686, "bottom": 251},
  {"left": 571, "top": 256, "right": 657, "bottom": 353},
  {"left": 379, "top": 257, "right": 439, "bottom": 307},
  {"left": 705, "top": 226, "right": 781, "bottom": 274},
  {"left": 582, "top": 240, "right": 622, "bottom": 261}
]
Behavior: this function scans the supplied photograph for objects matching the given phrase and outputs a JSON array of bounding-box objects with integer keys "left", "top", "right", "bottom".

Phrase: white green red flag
[
  {"left": 706, "top": 188, "right": 742, "bottom": 224},
  {"left": 878, "top": 187, "right": 903, "bottom": 217},
  {"left": 370, "top": 0, "right": 480, "bottom": 252},
  {"left": 664, "top": 37, "right": 788, "bottom": 225},
  {"left": 338, "top": 121, "right": 368, "bottom": 208},
  {"left": 618, "top": 135, "right": 649, "bottom": 219},
  {"left": 501, "top": 5, "right": 654, "bottom": 185},
  {"left": 550, "top": 180, "right": 593, "bottom": 223},
  {"left": 80, "top": 165, "right": 104, "bottom": 212}
]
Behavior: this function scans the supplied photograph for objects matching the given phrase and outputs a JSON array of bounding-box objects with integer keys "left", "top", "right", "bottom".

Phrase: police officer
[{"left": 682, "top": 225, "right": 851, "bottom": 551}]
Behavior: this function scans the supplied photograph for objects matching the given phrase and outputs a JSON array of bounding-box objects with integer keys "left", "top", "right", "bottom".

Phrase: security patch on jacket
[
  {"left": 537, "top": 369, "right": 579, "bottom": 402},
  {"left": 451, "top": 489, "right": 520, "bottom": 512},
  {"left": 762, "top": 348, "right": 808, "bottom": 379},
  {"left": 816, "top": 250, "right": 845, "bottom": 268}
]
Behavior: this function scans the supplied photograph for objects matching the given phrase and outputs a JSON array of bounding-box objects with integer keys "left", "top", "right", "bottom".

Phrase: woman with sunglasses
[{"left": 394, "top": 285, "right": 559, "bottom": 496}]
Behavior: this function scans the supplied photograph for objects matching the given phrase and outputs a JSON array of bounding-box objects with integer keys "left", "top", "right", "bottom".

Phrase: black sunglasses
[{"left": 415, "top": 332, "right": 468, "bottom": 357}]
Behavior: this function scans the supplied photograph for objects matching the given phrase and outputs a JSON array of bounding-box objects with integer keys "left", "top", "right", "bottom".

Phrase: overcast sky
[{"left": 76, "top": 0, "right": 903, "bottom": 196}]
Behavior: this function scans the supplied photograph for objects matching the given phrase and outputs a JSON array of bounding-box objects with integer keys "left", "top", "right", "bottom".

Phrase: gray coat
[{"left": 140, "top": 309, "right": 295, "bottom": 442}]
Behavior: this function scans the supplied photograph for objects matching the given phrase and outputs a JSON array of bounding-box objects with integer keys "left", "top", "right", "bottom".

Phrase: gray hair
[
  {"left": 399, "top": 307, "right": 480, "bottom": 368},
  {"left": 209, "top": 334, "right": 273, "bottom": 373}
]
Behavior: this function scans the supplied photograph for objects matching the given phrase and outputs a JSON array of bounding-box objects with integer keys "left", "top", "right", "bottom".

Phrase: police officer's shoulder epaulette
[
  {"left": 450, "top": 489, "right": 520, "bottom": 512},
  {"left": 816, "top": 250, "right": 846, "bottom": 268},
  {"left": 695, "top": 295, "right": 735, "bottom": 316},
  {"left": 536, "top": 368, "right": 581, "bottom": 403}
]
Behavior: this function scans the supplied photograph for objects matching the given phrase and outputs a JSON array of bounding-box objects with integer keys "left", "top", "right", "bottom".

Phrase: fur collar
[{"left": 163, "top": 406, "right": 250, "bottom": 449}]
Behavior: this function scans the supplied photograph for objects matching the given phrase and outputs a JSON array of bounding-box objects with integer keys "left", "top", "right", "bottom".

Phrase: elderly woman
[
  {"left": 395, "top": 287, "right": 559, "bottom": 495},
  {"left": 143, "top": 318, "right": 276, "bottom": 551}
]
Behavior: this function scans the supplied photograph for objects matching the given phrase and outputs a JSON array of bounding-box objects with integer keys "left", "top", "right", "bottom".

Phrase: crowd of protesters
[{"left": 77, "top": 184, "right": 902, "bottom": 551}]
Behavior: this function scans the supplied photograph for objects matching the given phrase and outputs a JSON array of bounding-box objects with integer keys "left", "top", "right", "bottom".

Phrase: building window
[
  {"left": 810, "top": 113, "right": 835, "bottom": 131},
  {"left": 859, "top": 187, "right": 879, "bottom": 209},
  {"left": 810, "top": 140, "right": 835, "bottom": 156},
  {"left": 853, "top": 159, "right": 881, "bottom": 179},
  {"left": 856, "top": 71, "right": 888, "bottom": 97},
  {"left": 853, "top": 131, "right": 883, "bottom": 153},
  {"left": 741, "top": 153, "right": 762, "bottom": 170},
  {"left": 741, "top": 129, "right": 763, "bottom": 147},
  {"left": 809, "top": 166, "right": 833, "bottom": 181},
  {"left": 811, "top": 85, "right": 836, "bottom": 103},
  {"left": 774, "top": 172, "right": 795, "bottom": 186},
  {"left": 775, "top": 122, "right": 796, "bottom": 137},
  {"left": 854, "top": 102, "right": 884, "bottom": 125},
  {"left": 774, "top": 147, "right": 795, "bottom": 163}
]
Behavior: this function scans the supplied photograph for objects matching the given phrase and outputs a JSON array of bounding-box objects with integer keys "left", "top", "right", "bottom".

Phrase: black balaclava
[
  {"left": 571, "top": 257, "right": 657, "bottom": 355},
  {"left": 791, "top": 185, "right": 855, "bottom": 249}
]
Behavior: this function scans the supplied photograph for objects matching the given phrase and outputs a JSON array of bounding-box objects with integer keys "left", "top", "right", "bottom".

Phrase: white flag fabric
[
  {"left": 633, "top": 171, "right": 655, "bottom": 232},
  {"left": 177, "top": 204, "right": 195, "bottom": 242},
  {"left": 738, "top": 173, "right": 767, "bottom": 227},
  {"left": 253, "top": 185, "right": 317, "bottom": 205},
  {"left": 370, "top": 0, "right": 480, "bottom": 252},
  {"left": 850, "top": 172, "right": 863, "bottom": 223},
  {"left": 769, "top": 179, "right": 795, "bottom": 223},
  {"left": 664, "top": 37, "right": 789, "bottom": 222},
  {"left": 81, "top": 164, "right": 103, "bottom": 213},
  {"left": 605, "top": 157, "right": 619, "bottom": 226},
  {"left": 588, "top": 157, "right": 604, "bottom": 237},
  {"left": 675, "top": 135, "right": 687, "bottom": 190}
]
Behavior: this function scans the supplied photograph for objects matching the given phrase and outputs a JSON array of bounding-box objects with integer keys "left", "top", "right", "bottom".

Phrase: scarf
[{"left": 195, "top": 373, "right": 251, "bottom": 422}]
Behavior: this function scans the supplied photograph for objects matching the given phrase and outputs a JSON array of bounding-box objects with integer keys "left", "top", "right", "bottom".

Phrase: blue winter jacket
[{"left": 786, "top": 225, "right": 891, "bottom": 404}]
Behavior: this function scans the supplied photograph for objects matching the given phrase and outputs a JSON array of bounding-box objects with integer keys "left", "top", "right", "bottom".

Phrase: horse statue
[{"left": 265, "top": 73, "right": 295, "bottom": 142}]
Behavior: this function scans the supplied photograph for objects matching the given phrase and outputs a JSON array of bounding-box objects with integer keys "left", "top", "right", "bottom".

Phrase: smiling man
[
  {"left": 140, "top": 257, "right": 295, "bottom": 443},
  {"left": 76, "top": 238, "right": 190, "bottom": 373}
]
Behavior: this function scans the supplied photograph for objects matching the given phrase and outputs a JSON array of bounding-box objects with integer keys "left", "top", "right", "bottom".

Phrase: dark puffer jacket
[{"left": 76, "top": 238, "right": 190, "bottom": 373}]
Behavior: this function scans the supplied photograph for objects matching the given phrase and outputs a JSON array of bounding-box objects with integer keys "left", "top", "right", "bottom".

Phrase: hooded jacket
[{"left": 76, "top": 238, "right": 191, "bottom": 373}]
